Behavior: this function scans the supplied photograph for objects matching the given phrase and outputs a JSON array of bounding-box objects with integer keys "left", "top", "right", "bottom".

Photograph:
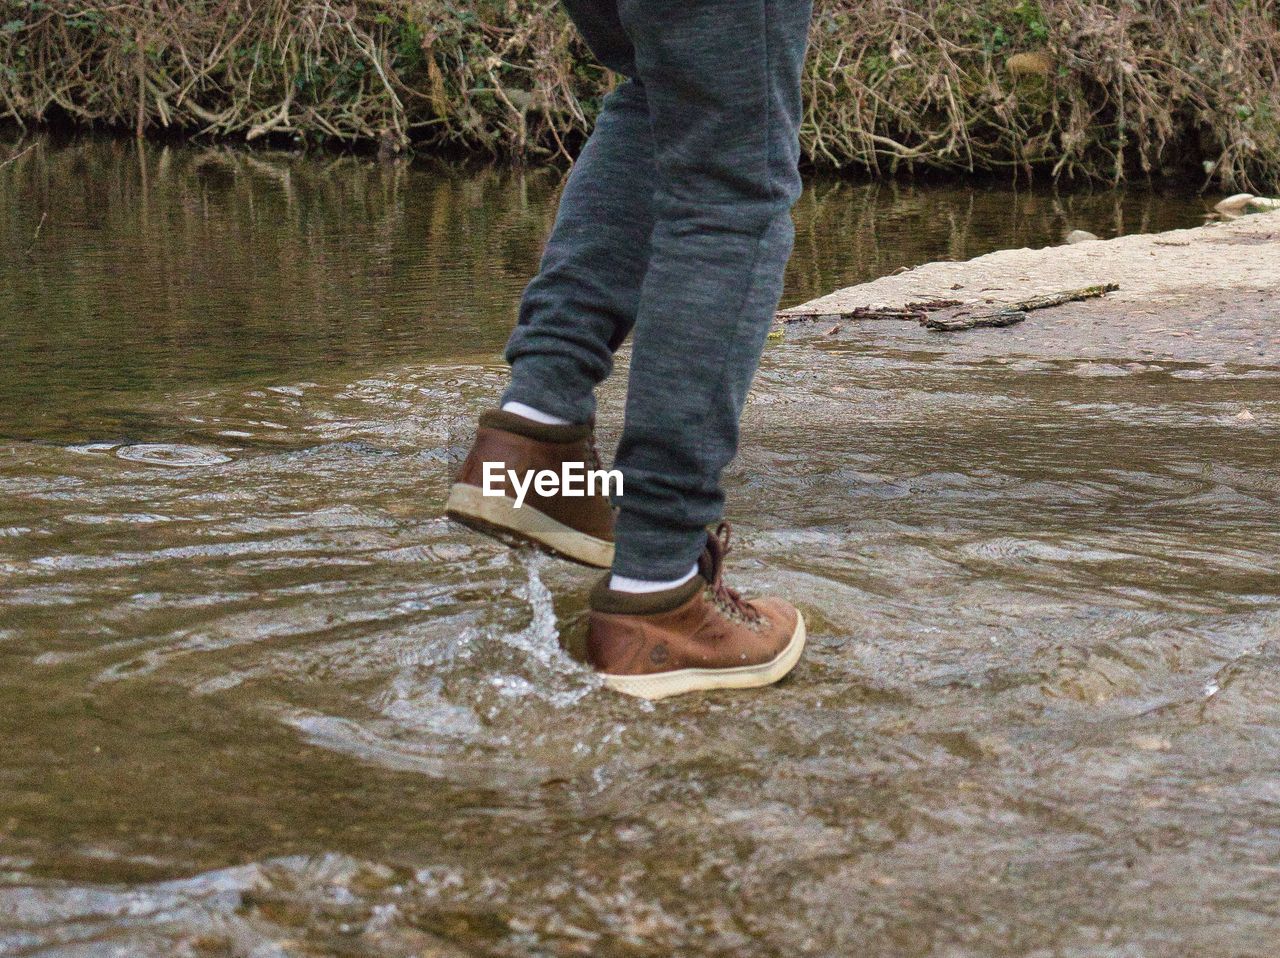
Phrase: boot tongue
[{"left": 697, "top": 530, "right": 725, "bottom": 585}]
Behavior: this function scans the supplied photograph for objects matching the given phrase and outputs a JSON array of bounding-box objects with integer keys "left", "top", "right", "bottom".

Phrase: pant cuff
[
  {"left": 503, "top": 355, "right": 597, "bottom": 425},
  {"left": 612, "top": 509, "right": 709, "bottom": 581}
]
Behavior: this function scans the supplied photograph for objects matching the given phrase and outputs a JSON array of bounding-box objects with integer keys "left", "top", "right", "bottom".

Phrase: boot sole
[
  {"left": 445, "top": 483, "right": 614, "bottom": 569},
  {"left": 601, "top": 613, "right": 806, "bottom": 701}
]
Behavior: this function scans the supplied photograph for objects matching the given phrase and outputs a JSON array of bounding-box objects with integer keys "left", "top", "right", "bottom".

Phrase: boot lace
[{"left": 701, "top": 522, "right": 763, "bottom": 627}]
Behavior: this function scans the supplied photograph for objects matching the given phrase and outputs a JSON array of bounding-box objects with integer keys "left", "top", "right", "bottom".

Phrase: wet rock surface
[{"left": 781, "top": 210, "right": 1280, "bottom": 367}]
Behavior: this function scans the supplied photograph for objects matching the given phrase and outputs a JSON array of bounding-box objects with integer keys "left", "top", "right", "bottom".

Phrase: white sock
[
  {"left": 609, "top": 563, "right": 699, "bottom": 594},
  {"left": 501, "top": 401, "right": 572, "bottom": 426}
]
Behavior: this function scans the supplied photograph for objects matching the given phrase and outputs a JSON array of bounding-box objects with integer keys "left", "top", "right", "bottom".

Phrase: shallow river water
[{"left": 2, "top": 135, "right": 1278, "bottom": 956}]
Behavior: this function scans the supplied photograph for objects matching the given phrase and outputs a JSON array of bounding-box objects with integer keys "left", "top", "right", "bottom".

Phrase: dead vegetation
[{"left": 1, "top": 0, "right": 1277, "bottom": 189}]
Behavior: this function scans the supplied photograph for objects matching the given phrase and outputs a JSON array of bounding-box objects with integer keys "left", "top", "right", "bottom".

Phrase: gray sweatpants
[{"left": 502, "top": 0, "right": 813, "bottom": 580}]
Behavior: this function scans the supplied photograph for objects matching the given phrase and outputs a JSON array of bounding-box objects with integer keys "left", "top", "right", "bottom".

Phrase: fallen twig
[
  {"left": 1003, "top": 284, "right": 1120, "bottom": 312},
  {"left": 25, "top": 211, "right": 47, "bottom": 257},
  {"left": 0, "top": 142, "right": 34, "bottom": 169}
]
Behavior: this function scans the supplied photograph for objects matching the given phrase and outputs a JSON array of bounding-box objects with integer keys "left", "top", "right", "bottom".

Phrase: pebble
[
  {"left": 1214, "top": 193, "right": 1280, "bottom": 215},
  {"left": 1215, "top": 193, "right": 1256, "bottom": 214}
]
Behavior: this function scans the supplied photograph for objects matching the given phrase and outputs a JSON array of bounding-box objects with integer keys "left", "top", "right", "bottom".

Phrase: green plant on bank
[{"left": 0, "top": 0, "right": 1276, "bottom": 190}]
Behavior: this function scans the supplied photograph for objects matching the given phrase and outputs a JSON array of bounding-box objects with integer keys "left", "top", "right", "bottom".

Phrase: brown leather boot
[
  {"left": 445, "top": 409, "right": 615, "bottom": 567},
  {"left": 587, "top": 524, "right": 805, "bottom": 699}
]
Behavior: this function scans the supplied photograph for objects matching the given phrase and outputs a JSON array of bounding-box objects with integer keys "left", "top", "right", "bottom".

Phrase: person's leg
[
  {"left": 447, "top": 0, "right": 651, "bottom": 568},
  {"left": 501, "top": 2, "right": 656, "bottom": 426},
  {"left": 608, "top": 0, "right": 813, "bottom": 580}
]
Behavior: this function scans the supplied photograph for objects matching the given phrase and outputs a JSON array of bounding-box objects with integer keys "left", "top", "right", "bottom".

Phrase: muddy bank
[{"left": 781, "top": 210, "right": 1280, "bottom": 367}]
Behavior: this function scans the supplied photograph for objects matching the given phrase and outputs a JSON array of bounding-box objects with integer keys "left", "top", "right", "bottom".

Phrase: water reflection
[{"left": 1, "top": 133, "right": 1211, "bottom": 442}]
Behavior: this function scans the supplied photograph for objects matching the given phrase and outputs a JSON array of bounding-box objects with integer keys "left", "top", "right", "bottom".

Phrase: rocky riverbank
[{"left": 780, "top": 210, "right": 1280, "bottom": 367}]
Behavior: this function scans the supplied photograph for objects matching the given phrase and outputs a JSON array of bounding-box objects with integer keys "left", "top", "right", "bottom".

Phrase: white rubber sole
[
  {"left": 445, "top": 483, "right": 614, "bottom": 569},
  {"left": 602, "top": 613, "right": 807, "bottom": 701}
]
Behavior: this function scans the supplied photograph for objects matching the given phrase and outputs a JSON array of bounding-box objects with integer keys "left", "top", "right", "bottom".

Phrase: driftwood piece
[
  {"left": 925, "top": 308, "right": 1027, "bottom": 332},
  {"left": 779, "top": 298, "right": 962, "bottom": 325},
  {"left": 923, "top": 283, "right": 1120, "bottom": 332},
  {"left": 776, "top": 284, "right": 1119, "bottom": 334}
]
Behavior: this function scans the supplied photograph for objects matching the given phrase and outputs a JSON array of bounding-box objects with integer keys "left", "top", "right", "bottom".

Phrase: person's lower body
[
  {"left": 448, "top": 0, "right": 813, "bottom": 697},
  {"left": 503, "top": 0, "right": 813, "bottom": 582}
]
